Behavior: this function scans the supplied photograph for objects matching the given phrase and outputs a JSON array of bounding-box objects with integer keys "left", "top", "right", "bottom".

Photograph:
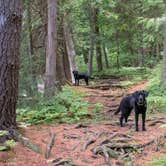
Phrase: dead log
[{"left": 45, "top": 132, "right": 55, "bottom": 159}]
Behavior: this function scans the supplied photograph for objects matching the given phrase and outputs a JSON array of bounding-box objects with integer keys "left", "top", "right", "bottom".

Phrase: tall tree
[
  {"left": 0, "top": 0, "right": 22, "bottom": 129},
  {"left": 94, "top": 7, "right": 103, "bottom": 72},
  {"left": 44, "top": 0, "right": 59, "bottom": 97},
  {"left": 161, "top": 31, "right": 166, "bottom": 84},
  {"left": 87, "top": 1, "right": 95, "bottom": 76}
]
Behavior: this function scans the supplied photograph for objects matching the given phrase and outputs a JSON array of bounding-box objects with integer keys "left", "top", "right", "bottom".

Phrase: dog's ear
[
  {"left": 143, "top": 90, "right": 149, "bottom": 97},
  {"left": 132, "top": 91, "right": 139, "bottom": 97}
]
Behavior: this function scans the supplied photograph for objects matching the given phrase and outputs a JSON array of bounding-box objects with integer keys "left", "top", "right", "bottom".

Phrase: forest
[{"left": 0, "top": 0, "right": 166, "bottom": 165}]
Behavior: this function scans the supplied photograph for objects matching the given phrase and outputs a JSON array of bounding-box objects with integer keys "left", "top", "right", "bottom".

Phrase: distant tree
[
  {"left": 0, "top": 0, "right": 22, "bottom": 130},
  {"left": 161, "top": 31, "right": 166, "bottom": 84}
]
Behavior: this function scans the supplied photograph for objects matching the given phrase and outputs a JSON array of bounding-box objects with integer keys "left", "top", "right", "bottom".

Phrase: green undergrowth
[
  {"left": 146, "top": 64, "right": 166, "bottom": 113},
  {"left": 17, "top": 86, "right": 102, "bottom": 125},
  {"left": 150, "top": 156, "right": 166, "bottom": 166},
  {"left": 0, "top": 130, "right": 16, "bottom": 151},
  {"left": 95, "top": 67, "right": 150, "bottom": 86}
]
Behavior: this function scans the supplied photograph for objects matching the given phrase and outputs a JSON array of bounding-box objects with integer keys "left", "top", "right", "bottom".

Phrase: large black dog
[
  {"left": 72, "top": 70, "right": 89, "bottom": 86},
  {"left": 115, "top": 90, "right": 149, "bottom": 131}
]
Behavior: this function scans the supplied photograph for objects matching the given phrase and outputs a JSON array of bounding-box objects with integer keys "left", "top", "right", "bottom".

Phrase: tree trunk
[
  {"left": 103, "top": 44, "right": 109, "bottom": 68},
  {"left": 161, "top": 32, "right": 166, "bottom": 84},
  {"left": 0, "top": 0, "right": 22, "bottom": 129},
  {"left": 27, "top": 0, "right": 38, "bottom": 96},
  {"left": 88, "top": 1, "right": 95, "bottom": 76},
  {"left": 44, "top": 0, "right": 59, "bottom": 97},
  {"left": 116, "top": 32, "right": 120, "bottom": 69},
  {"left": 63, "top": 15, "right": 77, "bottom": 84},
  {"left": 94, "top": 7, "right": 103, "bottom": 72}
]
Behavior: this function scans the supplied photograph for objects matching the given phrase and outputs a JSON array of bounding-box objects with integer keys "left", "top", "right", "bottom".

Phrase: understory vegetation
[{"left": 17, "top": 63, "right": 166, "bottom": 125}]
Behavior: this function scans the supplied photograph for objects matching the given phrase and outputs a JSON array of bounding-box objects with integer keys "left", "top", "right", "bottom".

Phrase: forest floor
[{"left": 0, "top": 78, "right": 166, "bottom": 166}]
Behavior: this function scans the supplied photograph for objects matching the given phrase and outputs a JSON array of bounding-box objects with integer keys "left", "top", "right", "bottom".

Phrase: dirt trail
[{"left": 0, "top": 79, "right": 166, "bottom": 166}]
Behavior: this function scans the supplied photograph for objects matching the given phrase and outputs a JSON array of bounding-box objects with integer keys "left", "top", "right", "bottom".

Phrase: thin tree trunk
[
  {"left": 63, "top": 15, "right": 77, "bottom": 84},
  {"left": 161, "top": 32, "right": 166, "bottom": 84},
  {"left": 0, "top": 0, "right": 22, "bottom": 129},
  {"left": 116, "top": 32, "right": 120, "bottom": 69},
  {"left": 138, "top": 0, "right": 143, "bottom": 67},
  {"left": 103, "top": 44, "right": 109, "bottom": 68},
  {"left": 27, "top": 0, "right": 38, "bottom": 96},
  {"left": 94, "top": 7, "right": 103, "bottom": 72},
  {"left": 44, "top": 0, "right": 59, "bottom": 97},
  {"left": 88, "top": 1, "right": 95, "bottom": 76}
]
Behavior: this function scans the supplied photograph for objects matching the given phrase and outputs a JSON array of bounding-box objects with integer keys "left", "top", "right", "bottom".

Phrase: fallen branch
[{"left": 45, "top": 132, "right": 55, "bottom": 159}]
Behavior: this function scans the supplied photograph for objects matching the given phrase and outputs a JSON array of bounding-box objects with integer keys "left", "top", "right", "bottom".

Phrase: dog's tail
[{"left": 114, "top": 107, "right": 120, "bottom": 115}]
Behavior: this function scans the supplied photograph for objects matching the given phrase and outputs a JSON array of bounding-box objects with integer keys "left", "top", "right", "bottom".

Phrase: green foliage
[
  {"left": 0, "top": 146, "right": 9, "bottom": 151},
  {"left": 147, "top": 64, "right": 166, "bottom": 112},
  {"left": 17, "top": 86, "right": 89, "bottom": 124},
  {"left": 151, "top": 156, "right": 166, "bottom": 166}
]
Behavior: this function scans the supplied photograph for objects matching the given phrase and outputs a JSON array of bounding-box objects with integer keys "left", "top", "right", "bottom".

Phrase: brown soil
[{"left": 0, "top": 79, "right": 166, "bottom": 166}]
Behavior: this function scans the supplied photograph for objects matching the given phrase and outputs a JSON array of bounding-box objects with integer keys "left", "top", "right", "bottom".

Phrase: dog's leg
[
  {"left": 135, "top": 113, "right": 139, "bottom": 131},
  {"left": 78, "top": 79, "right": 79, "bottom": 86},
  {"left": 86, "top": 79, "right": 89, "bottom": 85},
  {"left": 120, "top": 116, "right": 124, "bottom": 127},
  {"left": 125, "top": 116, "right": 128, "bottom": 123},
  {"left": 142, "top": 112, "right": 146, "bottom": 131}
]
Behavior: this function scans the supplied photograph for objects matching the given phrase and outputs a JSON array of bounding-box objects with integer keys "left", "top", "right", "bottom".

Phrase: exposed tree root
[
  {"left": 45, "top": 132, "right": 55, "bottom": 159},
  {"left": 10, "top": 129, "right": 42, "bottom": 154},
  {"left": 52, "top": 158, "right": 72, "bottom": 166},
  {"left": 148, "top": 120, "right": 166, "bottom": 126},
  {"left": 82, "top": 132, "right": 102, "bottom": 151},
  {"left": 74, "top": 123, "right": 89, "bottom": 129},
  {"left": 92, "top": 133, "right": 166, "bottom": 165}
]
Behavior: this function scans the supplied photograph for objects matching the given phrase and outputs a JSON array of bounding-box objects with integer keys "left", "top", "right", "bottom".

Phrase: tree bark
[
  {"left": 103, "top": 44, "right": 109, "bottom": 68},
  {"left": 88, "top": 1, "right": 95, "bottom": 76},
  {"left": 0, "top": 0, "right": 22, "bottom": 129},
  {"left": 94, "top": 7, "right": 103, "bottom": 72},
  {"left": 161, "top": 32, "right": 166, "bottom": 84},
  {"left": 44, "top": 0, "right": 59, "bottom": 97},
  {"left": 63, "top": 14, "right": 77, "bottom": 84}
]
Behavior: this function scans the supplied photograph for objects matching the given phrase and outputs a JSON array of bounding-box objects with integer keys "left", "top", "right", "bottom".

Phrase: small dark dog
[
  {"left": 72, "top": 70, "right": 89, "bottom": 86},
  {"left": 115, "top": 90, "right": 149, "bottom": 131}
]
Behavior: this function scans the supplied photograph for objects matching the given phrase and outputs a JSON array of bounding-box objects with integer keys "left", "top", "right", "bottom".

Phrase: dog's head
[
  {"left": 132, "top": 90, "right": 149, "bottom": 106},
  {"left": 72, "top": 70, "right": 78, "bottom": 75}
]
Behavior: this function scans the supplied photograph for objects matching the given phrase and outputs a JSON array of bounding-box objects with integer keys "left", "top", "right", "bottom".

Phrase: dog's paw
[{"left": 135, "top": 128, "right": 139, "bottom": 132}]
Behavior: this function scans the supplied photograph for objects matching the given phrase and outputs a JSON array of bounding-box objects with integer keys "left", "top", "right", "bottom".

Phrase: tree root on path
[
  {"left": 52, "top": 158, "right": 73, "bottom": 166},
  {"left": 10, "top": 129, "right": 42, "bottom": 154},
  {"left": 82, "top": 132, "right": 103, "bottom": 151},
  {"left": 45, "top": 132, "right": 55, "bottom": 159},
  {"left": 92, "top": 133, "right": 166, "bottom": 165},
  {"left": 148, "top": 120, "right": 166, "bottom": 126}
]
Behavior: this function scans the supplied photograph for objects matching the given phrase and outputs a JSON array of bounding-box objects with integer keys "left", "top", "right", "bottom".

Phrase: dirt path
[{"left": 0, "top": 79, "right": 166, "bottom": 166}]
